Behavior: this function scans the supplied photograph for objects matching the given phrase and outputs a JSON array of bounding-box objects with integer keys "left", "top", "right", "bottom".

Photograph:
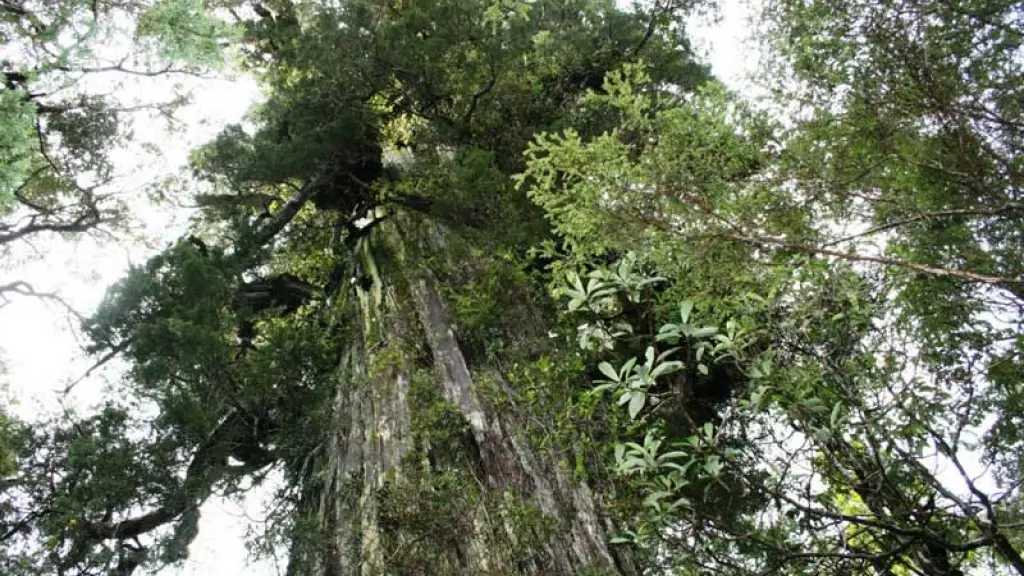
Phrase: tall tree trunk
[
  {"left": 411, "top": 272, "right": 634, "bottom": 575},
  {"left": 288, "top": 283, "right": 415, "bottom": 576},
  {"left": 287, "top": 237, "right": 632, "bottom": 575}
]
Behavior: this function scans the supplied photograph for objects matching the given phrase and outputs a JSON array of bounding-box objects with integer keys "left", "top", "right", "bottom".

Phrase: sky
[
  {"left": 0, "top": 69, "right": 275, "bottom": 575},
  {"left": 0, "top": 2, "right": 758, "bottom": 574}
]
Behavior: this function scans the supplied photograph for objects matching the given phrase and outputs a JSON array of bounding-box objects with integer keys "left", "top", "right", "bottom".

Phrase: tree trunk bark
[
  {"left": 287, "top": 260, "right": 631, "bottom": 575},
  {"left": 288, "top": 285, "right": 414, "bottom": 576},
  {"left": 408, "top": 273, "right": 633, "bottom": 575}
]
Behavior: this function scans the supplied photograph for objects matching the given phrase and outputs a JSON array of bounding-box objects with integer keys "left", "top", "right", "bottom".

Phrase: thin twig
[
  {"left": 820, "top": 203, "right": 1024, "bottom": 248},
  {"left": 713, "top": 231, "right": 1022, "bottom": 290},
  {"left": 61, "top": 342, "right": 127, "bottom": 395},
  {"left": 0, "top": 280, "right": 84, "bottom": 322}
]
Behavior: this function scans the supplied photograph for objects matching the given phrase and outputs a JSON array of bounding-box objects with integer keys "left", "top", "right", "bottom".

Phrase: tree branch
[
  {"left": 820, "top": 203, "right": 1024, "bottom": 248},
  {"left": 710, "top": 231, "right": 1023, "bottom": 297},
  {"left": 0, "top": 209, "right": 102, "bottom": 245},
  {"left": 49, "top": 60, "right": 209, "bottom": 79},
  {"left": 0, "top": 281, "right": 83, "bottom": 322},
  {"left": 932, "top": 432, "right": 1024, "bottom": 575},
  {"left": 244, "top": 180, "right": 314, "bottom": 256},
  {"left": 60, "top": 342, "right": 127, "bottom": 395},
  {"left": 462, "top": 60, "right": 498, "bottom": 126},
  {"left": 69, "top": 409, "right": 276, "bottom": 566}
]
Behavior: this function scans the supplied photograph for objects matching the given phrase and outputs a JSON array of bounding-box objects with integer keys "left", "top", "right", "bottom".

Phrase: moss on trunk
[{"left": 287, "top": 228, "right": 630, "bottom": 575}]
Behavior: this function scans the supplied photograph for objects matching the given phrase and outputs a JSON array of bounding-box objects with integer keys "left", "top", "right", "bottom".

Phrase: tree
[
  {"left": 518, "top": 0, "right": 1024, "bottom": 571},
  {"left": 0, "top": 1, "right": 240, "bottom": 572},
  {"left": 9, "top": 0, "right": 1024, "bottom": 574},
  {"left": 0, "top": 0, "right": 239, "bottom": 303},
  {"left": 5, "top": 0, "right": 713, "bottom": 574}
]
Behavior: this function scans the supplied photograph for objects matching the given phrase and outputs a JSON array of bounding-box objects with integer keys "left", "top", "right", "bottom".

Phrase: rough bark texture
[
  {"left": 287, "top": 267, "right": 631, "bottom": 575},
  {"left": 411, "top": 273, "right": 634, "bottom": 575},
  {"left": 288, "top": 287, "right": 414, "bottom": 576}
]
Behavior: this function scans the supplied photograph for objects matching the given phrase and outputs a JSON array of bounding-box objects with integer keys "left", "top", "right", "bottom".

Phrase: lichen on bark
[{"left": 285, "top": 224, "right": 632, "bottom": 575}]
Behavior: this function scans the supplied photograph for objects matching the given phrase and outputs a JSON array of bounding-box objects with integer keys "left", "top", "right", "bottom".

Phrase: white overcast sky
[{"left": 0, "top": 2, "right": 757, "bottom": 574}]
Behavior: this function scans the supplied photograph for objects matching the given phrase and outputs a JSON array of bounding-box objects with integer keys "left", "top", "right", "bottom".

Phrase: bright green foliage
[
  {"left": 515, "top": 0, "right": 1024, "bottom": 571},
  {"left": 523, "top": 65, "right": 786, "bottom": 305},
  {"left": 0, "top": 90, "right": 36, "bottom": 210},
  {"left": 136, "top": 0, "right": 240, "bottom": 66},
  {"left": 5, "top": 0, "right": 1024, "bottom": 574}
]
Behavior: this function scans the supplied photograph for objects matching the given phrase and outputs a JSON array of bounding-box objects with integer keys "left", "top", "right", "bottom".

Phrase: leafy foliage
[
  {"left": 0, "top": 0, "right": 238, "bottom": 326},
  {"left": 136, "top": 0, "right": 240, "bottom": 66},
  {"left": 4, "top": 0, "right": 1024, "bottom": 574},
  {"left": 514, "top": 0, "right": 1024, "bottom": 571}
]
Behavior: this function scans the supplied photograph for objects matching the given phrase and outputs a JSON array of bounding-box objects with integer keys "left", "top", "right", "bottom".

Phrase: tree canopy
[{"left": 0, "top": 0, "right": 1022, "bottom": 574}]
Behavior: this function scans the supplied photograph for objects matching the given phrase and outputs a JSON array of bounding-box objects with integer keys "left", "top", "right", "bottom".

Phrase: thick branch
[
  {"left": 821, "top": 203, "right": 1024, "bottom": 248},
  {"left": 77, "top": 409, "right": 275, "bottom": 545},
  {"left": 244, "top": 180, "right": 314, "bottom": 257},
  {"left": 0, "top": 209, "right": 102, "bottom": 245},
  {"left": 648, "top": 182, "right": 1023, "bottom": 298},
  {"left": 84, "top": 503, "right": 184, "bottom": 542}
]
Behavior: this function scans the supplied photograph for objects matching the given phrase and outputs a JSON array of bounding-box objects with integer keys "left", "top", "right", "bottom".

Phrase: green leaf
[
  {"left": 658, "top": 323, "right": 679, "bottom": 334},
  {"left": 704, "top": 455, "right": 723, "bottom": 477},
  {"left": 564, "top": 289, "right": 587, "bottom": 301},
  {"left": 830, "top": 403, "right": 843, "bottom": 429},
  {"left": 622, "top": 357, "right": 637, "bottom": 376},
  {"left": 598, "top": 361, "right": 620, "bottom": 382},
  {"left": 637, "top": 276, "right": 667, "bottom": 287},
  {"left": 803, "top": 397, "right": 828, "bottom": 414},
  {"left": 656, "top": 347, "right": 680, "bottom": 362},
  {"left": 651, "top": 360, "right": 682, "bottom": 379},
  {"left": 691, "top": 326, "right": 719, "bottom": 339},
  {"left": 657, "top": 450, "right": 691, "bottom": 462},
  {"left": 680, "top": 300, "right": 695, "bottom": 324},
  {"left": 628, "top": 391, "right": 646, "bottom": 419}
]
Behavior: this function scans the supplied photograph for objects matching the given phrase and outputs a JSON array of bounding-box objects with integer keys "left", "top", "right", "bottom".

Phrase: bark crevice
[
  {"left": 412, "top": 271, "right": 634, "bottom": 575},
  {"left": 288, "top": 257, "right": 632, "bottom": 575}
]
